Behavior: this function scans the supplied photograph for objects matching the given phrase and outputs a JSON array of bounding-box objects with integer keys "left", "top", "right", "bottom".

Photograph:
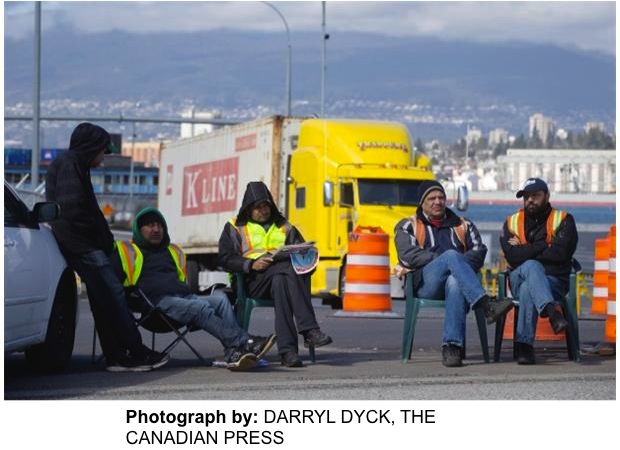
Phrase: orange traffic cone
[
  {"left": 605, "top": 225, "right": 616, "bottom": 344},
  {"left": 591, "top": 238, "right": 610, "bottom": 315}
]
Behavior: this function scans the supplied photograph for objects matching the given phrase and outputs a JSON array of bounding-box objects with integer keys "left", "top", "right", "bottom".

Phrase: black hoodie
[
  {"left": 218, "top": 181, "right": 304, "bottom": 274},
  {"left": 46, "top": 123, "right": 115, "bottom": 256}
]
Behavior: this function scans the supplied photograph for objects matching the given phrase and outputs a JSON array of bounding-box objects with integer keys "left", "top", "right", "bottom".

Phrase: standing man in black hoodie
[
  {"left": 46, "top": 122, "right": 168, "bottom": 372},
  {"left": 218, "top": 181, "right": 333, "bottom": 367}
]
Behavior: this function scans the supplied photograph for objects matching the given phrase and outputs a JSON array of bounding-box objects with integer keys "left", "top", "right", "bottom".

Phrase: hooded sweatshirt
[
  {"left": 111, "top": 207, "right": 190, "bottom": 302},
  {"left": 46, "top": 123, "right": 115, "bottom": 256},
  {"left": 218, "top": 181, "right": 304, "bottom": 274}
]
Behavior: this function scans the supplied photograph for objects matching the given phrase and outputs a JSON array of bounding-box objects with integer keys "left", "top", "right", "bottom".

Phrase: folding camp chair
[
  {"left": 91, "top": 287, "right": 207, "bottom": 365},
  {"left": 233, "top": 273, "right": 316, "bottom": 362},
  {"left": 401, "top": 271, "right": 491, "bottom": 363}
]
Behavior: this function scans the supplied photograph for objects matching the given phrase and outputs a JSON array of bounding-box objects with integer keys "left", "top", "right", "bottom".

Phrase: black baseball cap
[{"left": 516, "top": 178, "right": 549, "bottom": 198}]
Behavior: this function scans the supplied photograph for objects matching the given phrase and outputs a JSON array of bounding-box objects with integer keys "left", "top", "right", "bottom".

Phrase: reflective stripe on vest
[
  {"left": 506, "top": 208, "right": 567, "bottom": 245},
  {"left": 408, "top": 215, "right": 468, "bottom": 251},
  {"left": 115, "top": 240, "right": 186, "bottom": 286},
  {"left": 229, "top": 219, "right": 290, "bottom": 260}
]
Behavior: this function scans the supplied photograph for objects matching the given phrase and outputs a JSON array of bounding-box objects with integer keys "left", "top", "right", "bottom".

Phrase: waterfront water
[{"left": 465, "top": 203, "right": 616, "bottom": 226}]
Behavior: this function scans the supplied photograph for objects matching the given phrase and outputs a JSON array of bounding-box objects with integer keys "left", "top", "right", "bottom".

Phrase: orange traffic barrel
[
  {"left": 336, "top": 226, "right": 399, "bottom": 318},
  {"left": 502, "top": 307, "right": 565, "bottom": 341},
  {"left": 592, "top": 238, "right": 610, "bottom": 315},
  {"left": 605, "top": 225, "right": 616, "bottom": 343}
]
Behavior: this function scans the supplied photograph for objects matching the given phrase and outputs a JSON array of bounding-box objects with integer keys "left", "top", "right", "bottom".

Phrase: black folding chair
[{"left": 91, "top": 287, "right": 207, "bottom": 365}]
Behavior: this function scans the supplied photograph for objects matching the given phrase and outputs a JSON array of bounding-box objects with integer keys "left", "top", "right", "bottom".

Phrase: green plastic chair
[
  {"left": 401, "top": 271, "right": 490, "bottom": 363},
  {"left": 493, "top": 270, "right": 581, "bottom": 362},
  {"left": 233, "top": 273, "right": 316, "bottom": 362}
]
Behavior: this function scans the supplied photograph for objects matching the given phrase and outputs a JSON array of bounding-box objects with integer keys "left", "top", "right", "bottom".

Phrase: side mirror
[
  {"left": 32, "top": 202, "right": 60, "bottom": 222},
  {"left": 456, "top": 185, "right": 469, "bottom": 211},
  {"left": 323, "top": 181, "right": 334, "bottom": 206}
]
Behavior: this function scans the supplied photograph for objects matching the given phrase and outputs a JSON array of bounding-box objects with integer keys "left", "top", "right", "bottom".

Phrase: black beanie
[
  {"left": 418, "top": 180, "right": 446, "bottom": 204},
  {"left": 69, "top": 122, "right": 111, "bottom": 154},
  {"left": 137, "top": 211, "right": 163, "bottom": 229}
]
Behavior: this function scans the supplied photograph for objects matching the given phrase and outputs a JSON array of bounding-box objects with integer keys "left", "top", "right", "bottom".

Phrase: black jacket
[
  {"left": 500, "top": 203, "right": 578, "bottom": 288},
  {"left": 45, "top": 146, "right": 114, "bottom": 256},
  {"left": 218, "top": 181, "right": 304, "bottom": 274}
]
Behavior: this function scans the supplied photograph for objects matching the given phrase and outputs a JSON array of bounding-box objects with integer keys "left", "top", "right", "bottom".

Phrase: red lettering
[{"left": 182, "top": 158, "right": 239, "bottom": 216}]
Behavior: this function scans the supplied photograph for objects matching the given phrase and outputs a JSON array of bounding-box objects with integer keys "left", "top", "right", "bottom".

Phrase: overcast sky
[{"left": 4, "top": 1, "right": 616, "bottom": 55}]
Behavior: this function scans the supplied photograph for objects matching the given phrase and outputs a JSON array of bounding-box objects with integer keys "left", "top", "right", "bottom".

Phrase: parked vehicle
[
  {"left": 158, "top": 116, "right": 452, "bottom": 303},
  {"left": 4, "top": 181, "right": 78, "bottom": 371}
]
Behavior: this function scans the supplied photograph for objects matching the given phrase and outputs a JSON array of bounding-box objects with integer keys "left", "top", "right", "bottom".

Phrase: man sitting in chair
[
  {"left": 218, "top": 181, "right": 332, "bottom": 368},
  {"left": 395, "top": 180, "right": 513, "bottom": 367},
  {"left": 500, "top": 178, "right": 577, "bottom": 365},
  {"left": 111, "top": 207, "right": 275, "bottom": 371}
]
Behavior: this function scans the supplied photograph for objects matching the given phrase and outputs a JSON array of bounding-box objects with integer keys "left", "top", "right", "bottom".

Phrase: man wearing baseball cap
[
  {"left": 500, "top": 178, "right": 578, "bottom": 364},
  {"left": 46, "top": 122, "right": 168, "bottom": 372},
  {"left": 395, "top": 180, "right": 514, "bottom": 367}
]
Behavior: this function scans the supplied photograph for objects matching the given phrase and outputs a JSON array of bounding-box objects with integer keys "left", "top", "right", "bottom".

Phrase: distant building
[
  {"left": 529, "top": 113, "right": 555, "bottom": 145},
  {"left": 488, "top": 128, "right": 509, "bottom": 148},
  {"left": 585, "top": 121, "right": 606, "bottom": 133},
  {"left": 466, "top": 126, "right": 482, "bottom": 146},
  {"left": 180, "top": 109, "right": 222, "bottom": 138},
  {"left": 498, "top": 148, "right": 615, "bottom": 193},
  {"left": 555, "top": 128, "right": 569, "bottom": 140},
  {"left": 121, "top": 141, "right": 164, "bottom": 168}
]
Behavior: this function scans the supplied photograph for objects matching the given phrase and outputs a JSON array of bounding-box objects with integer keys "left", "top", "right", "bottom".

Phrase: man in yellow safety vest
[
  {"left": 111, "top": 206, "right": 276, "bottom": 371},
  {"left": 500, "top": 178, "right": 578, "bottom": 364},
  {"left": 218, "top": 181, "right": 332, "bottom": 368}
]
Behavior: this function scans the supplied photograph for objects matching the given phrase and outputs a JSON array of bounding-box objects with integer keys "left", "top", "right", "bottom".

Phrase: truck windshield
[{"left": 358, "top": 179, "right": 423, "bottom": 206}]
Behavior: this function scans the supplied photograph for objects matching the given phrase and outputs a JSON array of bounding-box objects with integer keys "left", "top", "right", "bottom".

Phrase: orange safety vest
[
  {"left": 506, "top": 208, "right": 567, "bottom": 245},
  {"left": 408, "top": 215, "right": 468, "bottom": 251},
  {"left": 228, "top": 219, "right": 291, "bottom": 260},
  {"left": 115, "top": 240, "right": 187, "bottom": 287}
]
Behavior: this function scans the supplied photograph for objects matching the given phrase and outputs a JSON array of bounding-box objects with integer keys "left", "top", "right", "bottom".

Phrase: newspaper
[
  {"left": 265, "top": 241, "right": 319, "bottom": 274},
  {"left": 267, "top": 241, "right": 317, "bottom": 261}
]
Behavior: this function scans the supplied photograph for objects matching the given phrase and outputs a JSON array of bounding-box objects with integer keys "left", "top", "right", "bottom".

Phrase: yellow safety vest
[
  {"left": 229, "top": 219, "right": 290, "bottom": 260},
  {"left": 115, "top": 240, "right": 187, "bottom": 287},
  {"left": 408, "top": 215, "right": 468, "bottom": 251},
  {"left": 506, "top": 208, "right": 567, "bottom": 245}
]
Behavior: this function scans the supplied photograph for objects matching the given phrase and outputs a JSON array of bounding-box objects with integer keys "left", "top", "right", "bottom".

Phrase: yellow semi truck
[{"left": 158, "top": 115, "right": 442, "bottom": 303}]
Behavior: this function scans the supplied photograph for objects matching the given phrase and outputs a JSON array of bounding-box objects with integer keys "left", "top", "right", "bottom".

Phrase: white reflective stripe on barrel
[
  {"left": 595, "top": 260, "right": 610, "bottom": 271},
  {"left": 607, "top": 301, "right": 616, "bottom": 315},
  {"left": 345, "top": 283, "right": 392, "bottom": 294},
  {"left": 609, "top": 258, "right": 616, "bottom": 273},
  {"left": 593, "top": 287, "right": 609, "bottom": 297},
  {"left": 347, "top": 255, "right": 390, "bottom": 266}
]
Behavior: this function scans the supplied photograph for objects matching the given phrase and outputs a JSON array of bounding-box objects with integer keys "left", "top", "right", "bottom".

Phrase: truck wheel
[
  {"left": 187, "top": 259, "right": 200, "bottom": 294},
  {"left": 25, "top": 270, "right": 77, "bottom": 373}
]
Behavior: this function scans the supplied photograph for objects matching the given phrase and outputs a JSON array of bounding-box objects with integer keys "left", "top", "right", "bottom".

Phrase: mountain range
[{"left": 4, "top": 28, "right": 616, "bottom": 145}]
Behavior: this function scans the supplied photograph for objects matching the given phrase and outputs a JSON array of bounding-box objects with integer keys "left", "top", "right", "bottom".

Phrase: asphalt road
[{"left": 4, "top": 297, "right": 615, "bottom": 400}]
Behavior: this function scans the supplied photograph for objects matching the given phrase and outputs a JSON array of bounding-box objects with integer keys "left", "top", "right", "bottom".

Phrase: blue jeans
[
  {"left": 67, "top": 250, "right": 145, "bottom": 360},
  {"left": 156, "top": 290, "right": 250, "bottom": 360},
  {"left": 509, "top": 260, "right": 566, "bottom": 345},
  {"left": 415, "top": 250, "right": 486, "bottom": 347}
]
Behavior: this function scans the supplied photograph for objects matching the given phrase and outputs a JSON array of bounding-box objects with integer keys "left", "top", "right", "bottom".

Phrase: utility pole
[
  {"left": 32, "top": 2, "right": 42, "bottom": 188},
  {"left": 320, "top": 2, "right": 328, "bottom": 117}
]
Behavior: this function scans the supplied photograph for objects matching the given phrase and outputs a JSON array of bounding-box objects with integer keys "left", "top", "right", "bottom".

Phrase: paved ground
[{"left": 4, "top": 297, "right": 615, "bottom": 400}]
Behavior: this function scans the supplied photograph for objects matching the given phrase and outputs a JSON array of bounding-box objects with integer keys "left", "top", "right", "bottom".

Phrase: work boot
[
  {"left": 245, "top": 334, "right": 277, "bottom": 360},
  {"left": 545, "top": 304, "right": 568, "bottom": 334},
  {"left": 303, "top": 328, "right": 333, "bottom": 348},
  {"left": 476, "top": 295, "right": 514, "bottom": 324},
  {"left": 516, "top": 342, "right": 536, "bottom": 365},
  {"left": 280, "top": 351, "right": 304, "bottom": 368},
  {"left": 442, "top": 344, "right": 463, "bottom": 367}
]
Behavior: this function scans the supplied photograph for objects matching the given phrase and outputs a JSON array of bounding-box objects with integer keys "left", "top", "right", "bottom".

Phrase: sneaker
[
  {"left": 143, "top": 348, "right": 171, "bottom": 370},
  {"left": 303, "top": 328, "right": 333, "bottom": 348},
  {"left": 226, "top": 348, "right": 258, "bottom": 372},
  {"left": 516, "top": 342, "right": 536, "bottom": 365},
  {"left": 245, "top": 334, "right": 277, "bottom": 360},
  {"left": 106, "top": 352, "right": 169, "bottom": 373},
  {"left": 280, "top": 351, "right": 303, "bottom": 367},
  {"left": 548, "top": 309, "right": 568, "bottom": 334},
  {"left": 442, "top": 344, "right": 463, "bottom": 367},
  {"left": 477, "top": 295, "right": 514, "bottom": 325}
]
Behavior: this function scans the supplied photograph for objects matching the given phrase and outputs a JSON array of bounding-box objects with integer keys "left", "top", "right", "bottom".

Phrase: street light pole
[
  {"left": 262, "top": 2, "right": 292, "bottom": 116},
  {"left": 32, "top": 2, "right": 42, "bottom": 188}
]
